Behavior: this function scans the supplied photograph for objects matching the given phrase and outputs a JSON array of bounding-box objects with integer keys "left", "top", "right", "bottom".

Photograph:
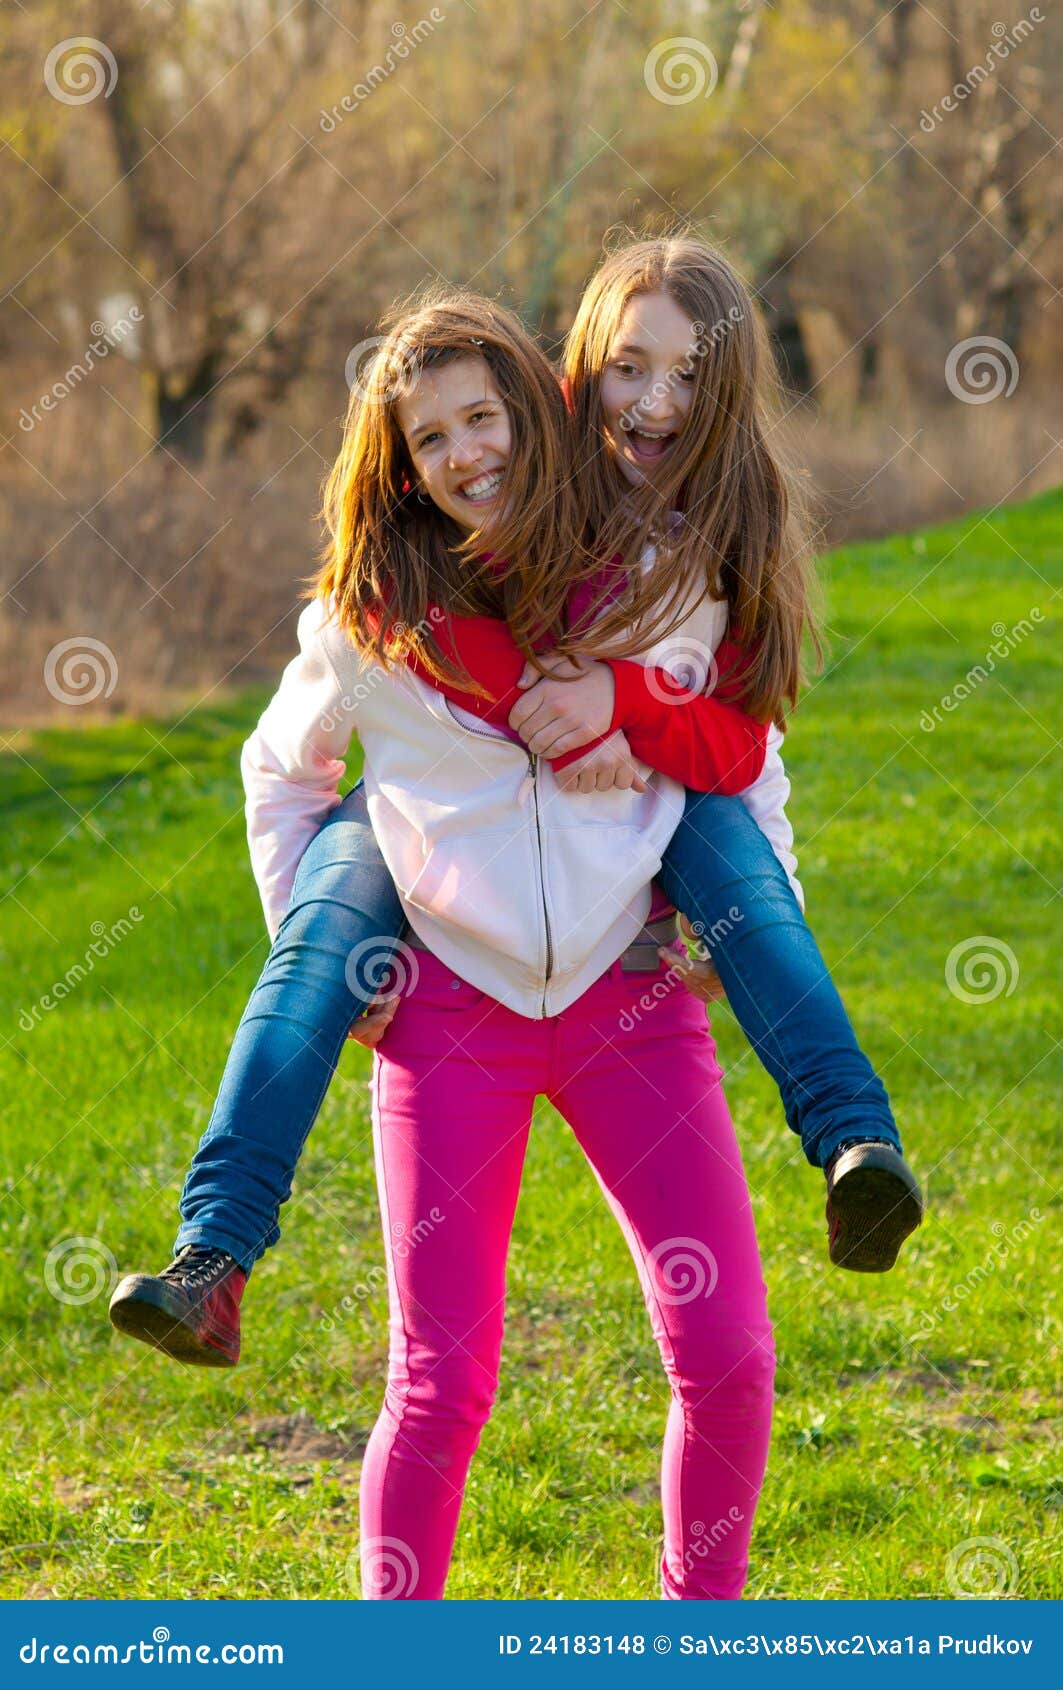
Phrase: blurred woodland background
[{"left": 1, "top": 0, "right": 1059, "bottom": 721}]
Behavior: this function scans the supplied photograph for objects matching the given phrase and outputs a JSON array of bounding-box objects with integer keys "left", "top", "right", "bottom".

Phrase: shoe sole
[
  {"left": 828, "top": 1165, "right": 923, "bottom": 1273},
  {"left": 108, "top": 1279, "right": 238, "bottom": 1368}
]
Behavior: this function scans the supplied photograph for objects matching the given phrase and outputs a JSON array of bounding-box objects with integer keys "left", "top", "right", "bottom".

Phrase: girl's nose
[
  {"left": 448, "top": 436, "right": 480, "bottom": 471},
  {"left": 636, "top": 386, "right": 678, "bottom": 426}
]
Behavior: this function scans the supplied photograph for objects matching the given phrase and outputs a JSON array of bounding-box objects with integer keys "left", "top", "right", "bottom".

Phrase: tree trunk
[{"left": 150, "top": 352, "right": 219, "bottom": 462}]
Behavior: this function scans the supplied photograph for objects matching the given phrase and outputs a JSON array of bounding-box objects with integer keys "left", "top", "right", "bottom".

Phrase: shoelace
[{"left": 160, "top": 1247, "right": 231, "bottom": 1289}]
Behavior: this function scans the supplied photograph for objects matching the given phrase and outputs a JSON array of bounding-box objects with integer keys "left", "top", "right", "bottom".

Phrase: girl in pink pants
[
  {"left": 219, "top": 293, "right": 783, "bottom": 1597},
  {"left": 360, "top": 945, "right": 775, "bottom": 1601}
]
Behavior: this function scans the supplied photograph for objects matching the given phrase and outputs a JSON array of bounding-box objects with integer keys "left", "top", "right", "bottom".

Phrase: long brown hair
[
  {"left": 562, "top": 234, "right": 820, "bottom": 724},
  {"left": 308, "top": 287, "right": 587, "bottom": 690}
]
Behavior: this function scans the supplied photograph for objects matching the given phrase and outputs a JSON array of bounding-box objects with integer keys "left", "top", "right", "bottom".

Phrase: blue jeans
[
  {"left": 174, "top": 782, "right": 406, "bottom": 1274},
  {"left": 656, "top": 790, "right": 900, "bottom": 1170},
  {"left": 176, "top": 783, "right": 898, "bottom": 1273}
]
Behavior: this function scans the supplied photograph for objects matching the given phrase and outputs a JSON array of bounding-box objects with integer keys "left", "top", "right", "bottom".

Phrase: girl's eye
[
  {"left": 468, "top": 408, "right": 495, "bottom": 425},
  {"left": 613, "top": 362, "right": 640, "bottom": 377},
  {"left": 678, "top": 368, "right": 697, "bottom": 383},
  {"left": 417, "top": 431, "right": 442, "bottom": 447}
]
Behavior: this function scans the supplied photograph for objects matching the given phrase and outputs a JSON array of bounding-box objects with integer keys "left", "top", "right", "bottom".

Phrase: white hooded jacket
[{"left": 241, "top": 588, "right": 802, "bottom": 1020}]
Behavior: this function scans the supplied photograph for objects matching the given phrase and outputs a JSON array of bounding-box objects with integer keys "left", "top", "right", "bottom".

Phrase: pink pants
[{"left": 360, "top": 946, "right": 775, "bottom": 1600}]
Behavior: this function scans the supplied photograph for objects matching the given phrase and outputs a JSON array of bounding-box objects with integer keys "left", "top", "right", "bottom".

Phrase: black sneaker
[
  {"left": 825, "top": 1142, "right": 923, "bottom": 1273},
  {"left": 108, "top": 1245, "right": 246, "bottom": 1367}
]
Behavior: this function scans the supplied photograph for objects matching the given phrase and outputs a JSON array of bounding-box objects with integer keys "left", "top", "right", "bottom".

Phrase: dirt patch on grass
[
  {"left": 837, "top": 1363, "right": 970, "bottom": 1396},
  {"left": 241, "top": 1408, "right": 366, "bottom": 1467},
  {"left": 52, "top": 1477, "right": 106, "bottom": 1512},
  {"left": 945, "top": 1412, "right": 1004, "bottom": 1448}
]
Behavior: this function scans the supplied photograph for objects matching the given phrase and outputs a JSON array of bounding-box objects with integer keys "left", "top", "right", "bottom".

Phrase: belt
[{"left": 402, "top": 912, "right": 680, "bottom": 973}]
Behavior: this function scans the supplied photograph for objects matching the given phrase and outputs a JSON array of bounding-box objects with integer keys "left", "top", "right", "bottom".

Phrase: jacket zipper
[
  {"left": 528, "top": 751, "right": 554, "bottom": 1015},
  {"left": 433, "top": 689, "right": 554, "bottom": 1011}
]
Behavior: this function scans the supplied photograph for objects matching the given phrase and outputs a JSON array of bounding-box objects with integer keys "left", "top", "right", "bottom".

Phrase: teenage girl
[{"left": 113, "top": 294, "right": 778, "bottom": 1599}]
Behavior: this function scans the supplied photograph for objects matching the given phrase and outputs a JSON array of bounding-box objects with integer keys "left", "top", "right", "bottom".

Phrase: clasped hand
[{"left": 507, "top": 651, "right": 647, "bottom": 795}]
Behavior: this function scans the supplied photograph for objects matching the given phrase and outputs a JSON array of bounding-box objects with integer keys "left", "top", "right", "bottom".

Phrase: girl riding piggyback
[{"left": 111, "top": 244, "right": 923, "bottom": 1374}]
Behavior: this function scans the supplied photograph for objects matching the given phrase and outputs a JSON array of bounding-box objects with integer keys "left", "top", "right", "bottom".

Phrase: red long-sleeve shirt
[{"left": 403, "top": 611, "right": 768, "bottom": 794}]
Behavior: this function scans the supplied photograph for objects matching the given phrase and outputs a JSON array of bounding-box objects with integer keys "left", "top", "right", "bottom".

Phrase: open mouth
[
  {"left": 457, "top": 468, "right": 504, "bottom": 504},
  {"left": 621, "top": 424, "right": 678, "bottom": 463}
]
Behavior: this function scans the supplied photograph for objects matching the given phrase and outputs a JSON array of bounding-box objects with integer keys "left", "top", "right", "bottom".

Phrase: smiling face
[
  {"left": 599, "top": 290, "right": 701, "bottom": 491},
  {"left": 395, "top": 354, "right": 511, "bottom": 532}
]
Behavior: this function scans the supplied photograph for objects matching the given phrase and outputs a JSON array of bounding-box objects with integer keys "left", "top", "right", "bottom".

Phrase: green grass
[{"left": 1, "top": 489, "right": 1060, "bottom": 1600}]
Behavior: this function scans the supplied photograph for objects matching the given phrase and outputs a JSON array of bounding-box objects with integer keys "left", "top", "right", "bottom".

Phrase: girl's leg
[
  {"left": 110, "top": 781, "right": 405, "bottom": 1363},
  {"left": 549, "top": 964, "right": 774, "bottom": 1600},
  {"left": 360, "top": 955, "right": 544, "bottom": 1600},
  {"left": 657, "top": 791, "right": 900, "bottom": 1170},
  {"left": 111, "top": 782, "right": 406, "bottom": 1362},
  {"left": 172, "top": 780, "right": 406, "bottom": 1272}
]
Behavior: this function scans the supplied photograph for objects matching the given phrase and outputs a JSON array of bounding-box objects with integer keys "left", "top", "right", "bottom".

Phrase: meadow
[{"left": 1, "top": 490, "right": 1059, "bottom": 1599}]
